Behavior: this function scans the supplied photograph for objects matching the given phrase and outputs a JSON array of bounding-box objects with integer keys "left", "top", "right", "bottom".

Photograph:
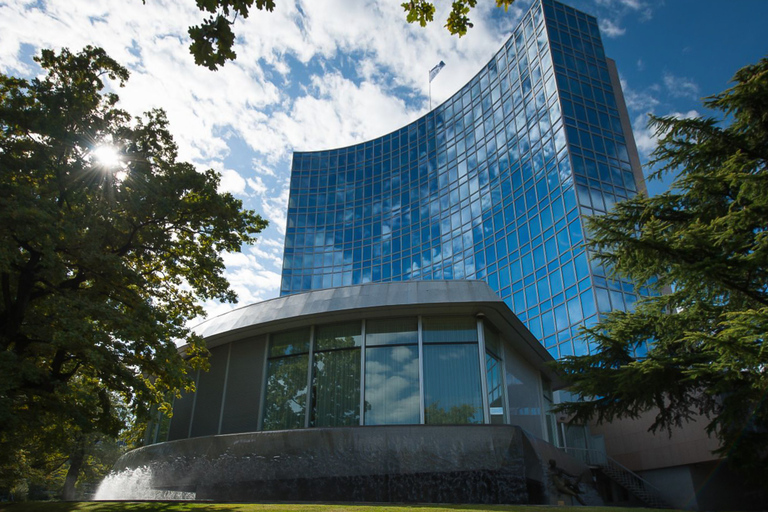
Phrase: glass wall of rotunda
[{"left": 149, "top": 302, "right": 556, "bottom": 445}]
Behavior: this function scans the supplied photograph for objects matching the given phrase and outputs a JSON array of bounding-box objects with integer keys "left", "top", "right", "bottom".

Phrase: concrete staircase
[{"left": 562, "top": 447, "right": 671, "bottom": 509}]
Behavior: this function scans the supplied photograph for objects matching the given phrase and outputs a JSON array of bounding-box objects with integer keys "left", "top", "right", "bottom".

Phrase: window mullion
[
  {"left": 305, "top": 325, "right": 315, "bottom": 428},
  {"left": 418, "top": 315, "right": 425, "bottom": 424},
  {"left": 477, "top": 316, "right": 491, "bottom": 424},
  {"left": 359, "top": 319, "right": 366, "bottom": 426}
]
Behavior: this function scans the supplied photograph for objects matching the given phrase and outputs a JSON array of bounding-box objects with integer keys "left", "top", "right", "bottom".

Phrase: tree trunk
[{"left": 62, "top": 441, "right": 85, "bottom": 501}]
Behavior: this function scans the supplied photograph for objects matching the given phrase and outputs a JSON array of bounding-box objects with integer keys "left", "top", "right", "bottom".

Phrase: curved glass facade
[
  {"left": 260, "top": 316, "right": 492, "bottom": 431},
  {"left": 156, "top": 302, "right": 553, "bottom": 443},
  {"left": 148, "top": 281, "right": 562, "bottom": 445},
  {"left": 281, "top": 0, "right": 647, "bottom": 359}
]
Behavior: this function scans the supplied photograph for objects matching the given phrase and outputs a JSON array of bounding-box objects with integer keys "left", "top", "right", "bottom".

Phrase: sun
[{"left": 92, "top": 144, "right": 122, "bottom": 169}]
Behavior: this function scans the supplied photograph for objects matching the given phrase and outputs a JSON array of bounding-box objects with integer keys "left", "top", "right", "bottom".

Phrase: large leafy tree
[
  {"left": 0, "top": 46, "right": 267, "bottom": 497},
  {"left": 183, "top": 0, "right": 515, "bottom": 69},
  {"left": 555, "top": 58, "right": 768, "bottom": 481}
]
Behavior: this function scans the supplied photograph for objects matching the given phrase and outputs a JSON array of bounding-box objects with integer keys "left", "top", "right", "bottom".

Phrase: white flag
[{"left": 429, "top": 61, "right": 446, "bottom": 82}]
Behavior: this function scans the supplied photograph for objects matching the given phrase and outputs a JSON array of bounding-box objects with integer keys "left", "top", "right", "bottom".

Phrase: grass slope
[{"left": 0, "top": 503, "right": 671, "bottom": 512}]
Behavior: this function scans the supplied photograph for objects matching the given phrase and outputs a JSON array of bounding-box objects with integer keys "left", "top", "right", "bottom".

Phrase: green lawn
[{"left": 0, "top": 503, "right": 671, "bottom": 512}]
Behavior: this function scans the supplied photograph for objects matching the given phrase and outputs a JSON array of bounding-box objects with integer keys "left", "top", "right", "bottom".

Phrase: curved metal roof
[{"left": 191, "top": 280, "right": 563, "bottom": 387}]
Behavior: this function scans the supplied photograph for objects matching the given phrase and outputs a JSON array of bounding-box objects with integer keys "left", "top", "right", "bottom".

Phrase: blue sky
[{"left": 1, "top": 0, "right": 766, "bottom": 318}]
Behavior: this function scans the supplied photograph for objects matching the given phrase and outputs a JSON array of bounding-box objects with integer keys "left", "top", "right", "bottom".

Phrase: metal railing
[
  {"left": 562, "top": 446, "right": 607, "bottom": 467},
  {"left": 561, "top": 447, "right": 670, "bottom": 509}
]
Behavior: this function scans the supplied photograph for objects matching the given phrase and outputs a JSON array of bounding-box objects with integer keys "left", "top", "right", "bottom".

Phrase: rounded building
[{"left": 117, "top": 281, "right": 591, "bottom": 503}]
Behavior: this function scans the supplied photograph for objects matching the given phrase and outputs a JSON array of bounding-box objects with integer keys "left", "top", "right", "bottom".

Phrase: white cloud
[
  {"left": 245, "top": 242, "right": 285, "bottom": 269},
  {"left": 208, "top": 240, "right": 285, "bottom": 316},
  {"left": 670, "top": 110, "right": 700, "bottom": 121},
  {"left": 272, "top": 72, "right": 417, "bottom": 154},
  {"left": 251, "top": 159, "right": 278, "bottom": 177},
  {"left": 195, "top": 264, "right": 281, "bottom": 321},
  {"left": 221, "top": 252, "right": 253, "bottom": 269},
  {"left": 594, "top": 0, "right": 647, "bottom": 13},
  {"left": 632, "top": 113, "right": 657, "bottom": 159},
  {"left": 599, "top": 19, "right": 626, "bottom": 38},
  {"left": 591, "top": 0, "right": 654, "bottom": 36},
  {"left": 247, "top": 176, "right": 268, "bottom": 196},
  {"left": 663, "top": 72, "right": 700, "bottom": 100},
  {"left": 262, "top": 181, "right": 291, "bottom": 236},
  {"left": 632, "top": 110, "right": 700, "bottom": 161},
  {"left": 620, "top": 77, "right": 660, "bottom": 113},
  {"left": 218, "top": 168, "right": 248, "bottom": 195}
]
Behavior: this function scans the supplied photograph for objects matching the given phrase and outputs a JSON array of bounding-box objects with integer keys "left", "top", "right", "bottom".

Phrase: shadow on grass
[
  {"left": 0, "top": 501, "right": 224, "bottom": 512},
  {"left": 0, "top": 502, "right": 673, "bottom": 512}
]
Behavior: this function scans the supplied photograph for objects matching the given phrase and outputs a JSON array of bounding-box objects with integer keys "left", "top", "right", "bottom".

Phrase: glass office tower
[{"left": 280, "top": 0, "right": 647, "bottom": 360}]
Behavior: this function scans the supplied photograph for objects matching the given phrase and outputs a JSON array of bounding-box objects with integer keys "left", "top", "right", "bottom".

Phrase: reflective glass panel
[
  {"left": 269, "top": 328, "right": 310, "bottom": 357},
  {"left": 542, "top": 378, "right": 558, "bottom": 445},
  {"left": 486, "top": 352, "right": 505, "bottom": 424},
  {"left": 484, "top": 323, "right": 502, "bottom": 357},
  {"left": 364, "top": 345, "right": 420, "bottom": 425},
  {"left": 484, "top": 322, "right": 506, "bottom": 424},
  {"left": 423, "top": 317, "right": 478, "bottom": 343},
  {"left": 311, "top": 348, "right": 361, "bottom": 427},
  {"left": 262, "top": 354, "right": 309, "bottom": 431},
  {"left": 424, "top": 344, "right": 483, "bottom": 424},
  {"left": 366, "top": 317, "right": 418, "bottom": 346},
  {"left": 315, "top": 322, "right": 361, "bottom": 350}
]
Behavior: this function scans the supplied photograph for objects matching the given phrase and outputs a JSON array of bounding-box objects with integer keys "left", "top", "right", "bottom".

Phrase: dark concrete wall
[
  {"left": 166, "top": 371, "right": 197, "bottom": 441},
  {"left": 640, "top": 460, "right": 768, "bottom": 511},
  {"left": 190, "top": 344, "right": 228, "bottom": 437},
  {"left": 220, "top": 335, "right": 266, "bottom": 434},
  {"left": 116, "top": 425, "right": 536, "bottom": 503}
]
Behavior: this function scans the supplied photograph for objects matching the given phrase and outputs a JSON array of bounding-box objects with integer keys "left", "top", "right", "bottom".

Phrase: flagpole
[{"left": 428, "top": 61, "right": 444, "bottom": 112}]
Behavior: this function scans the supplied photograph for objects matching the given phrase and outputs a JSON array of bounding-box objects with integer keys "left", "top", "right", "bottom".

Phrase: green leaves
[
  {"left": 402, "top": 0, "right": 515, "bottom": 37},
  {"left": 0, "top": 47, "right": 267, "bottom": 493},
  {"left": 189, "top": 0, "right": 517, "bottom": 69},
  {"left": 187, "top": 0, "right": 275, "bottom": 70},
  {"left": 445, "top": 1, "right": 478, "bottom": 36},
  {"left": 189, "top": 15, "right": 237, "bottom": 70},
  {"left": 402, "top": 1, "right": 436, "bottom": 28},
  {"left": 554, "top": 58, "right": 768, "bottom": 483}
]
